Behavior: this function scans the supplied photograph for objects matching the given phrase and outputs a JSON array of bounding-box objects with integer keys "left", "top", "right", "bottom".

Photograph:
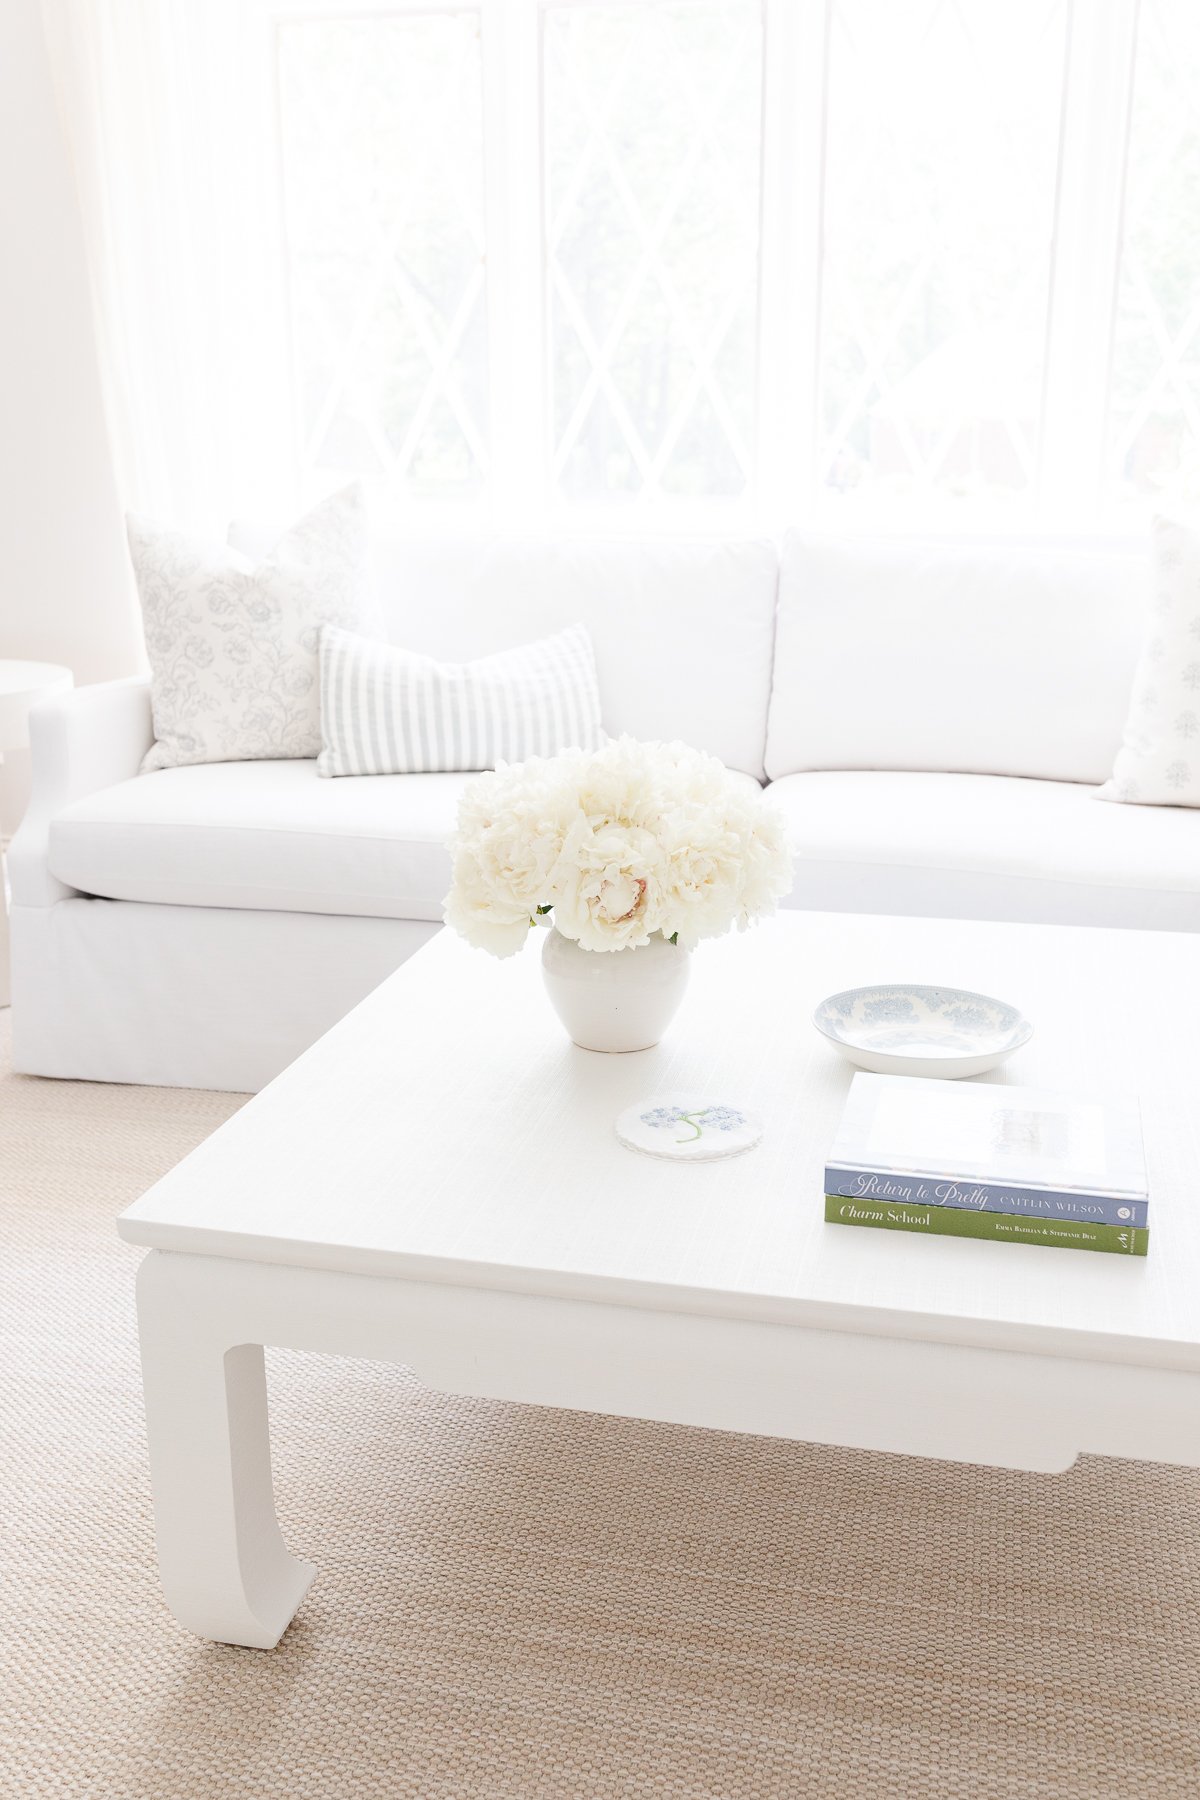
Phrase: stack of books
[{"left": 825, "top": 1073, "right": 1149, "bottom": 1256}]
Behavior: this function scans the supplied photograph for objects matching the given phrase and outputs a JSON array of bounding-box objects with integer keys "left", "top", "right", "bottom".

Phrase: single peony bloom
[
  {"left": 553, "top": 821, "right": 667, "bottom": 951},
  {"left": 442, "top": 846, "right": 532, "bottom": 957}
]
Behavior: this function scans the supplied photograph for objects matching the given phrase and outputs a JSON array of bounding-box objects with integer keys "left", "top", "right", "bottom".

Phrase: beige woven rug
[{"left": 2, "top": 1016, "right": 1199, "bottom": 1799}]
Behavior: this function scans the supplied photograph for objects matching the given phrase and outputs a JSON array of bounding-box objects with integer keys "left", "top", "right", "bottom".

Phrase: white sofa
[{"left": 10, "top": 527, "right": 1197, "bottom": 1092}]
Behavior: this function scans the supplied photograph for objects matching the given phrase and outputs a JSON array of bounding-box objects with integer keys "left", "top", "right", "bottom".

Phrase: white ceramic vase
[{"left": 541, "top": 927, "right": 690, "bottom": 1052}]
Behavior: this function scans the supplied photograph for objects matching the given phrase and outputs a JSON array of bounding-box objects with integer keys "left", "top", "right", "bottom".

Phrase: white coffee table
[
  {"left": 0, "top": 660, "right": 72, "bottom": 1006},
  {"left": 118, "top": 911, "right": 1200, "bottom": 1649}
]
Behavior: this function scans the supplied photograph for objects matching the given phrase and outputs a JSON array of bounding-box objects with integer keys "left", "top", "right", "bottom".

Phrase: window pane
[
  {"left": 819, "top": 0, "right": 1067, "bottom": 507},
  {"left": 1108, "top": 0, "right": 1200, "bottom": 509},
  {"left": 277, "top": 13, "right": 487, "bottom": 500},
  {"left": 544, "top": 1, "right": 763, "bottom": 503}
]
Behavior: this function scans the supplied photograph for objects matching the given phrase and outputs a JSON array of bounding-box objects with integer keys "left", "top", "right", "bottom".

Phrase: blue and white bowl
[{"left": 813, "top": 983, "right": 1032, "bottom": 1079}]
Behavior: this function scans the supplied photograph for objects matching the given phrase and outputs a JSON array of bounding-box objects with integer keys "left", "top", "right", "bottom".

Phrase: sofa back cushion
[
  {"left": 230, "top": 523, "right": 779, "bottom": 778},
  {"left": 766, "top": 531, "right": 1150, "bottom": 784}
]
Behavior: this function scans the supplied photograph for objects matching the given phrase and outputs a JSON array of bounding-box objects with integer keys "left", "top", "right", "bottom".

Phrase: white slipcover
[
  {"left": 48, "top": 761, "right": 469, "bottom": 921},
  {"left": 47, "top": 757, "right": 766, "bottom": 922},
  {"left": 11, "top": 898, "right": 435, "bottom": 1093},
  {"left": 766, "top": 532, "right": 1148, "bottom": 785},
  {"left": 14, "top": 524, "right": 1199, "bottom": 1096},
  {"left": 772, "top": 769, "right": 1200, "bottom": 932}
]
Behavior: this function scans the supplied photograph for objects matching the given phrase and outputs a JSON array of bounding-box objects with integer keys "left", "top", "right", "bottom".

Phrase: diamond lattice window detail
[
  {"left": 818, "top": 0, "right": 1067, "bottom": 506},
  {"left": 543, "top": 2, "right": 763, "bottom": 503},
  {"left": 277, "top": 14, "right": 488, "bottom": 499},
  {"left": 1108, "top": 0, "right": 1200, "bottom": 508}
]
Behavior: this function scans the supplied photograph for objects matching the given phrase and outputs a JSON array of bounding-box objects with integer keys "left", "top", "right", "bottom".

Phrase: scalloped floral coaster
[{"left": 616, "top": 1093, "right": 764, "bottom": 1162}]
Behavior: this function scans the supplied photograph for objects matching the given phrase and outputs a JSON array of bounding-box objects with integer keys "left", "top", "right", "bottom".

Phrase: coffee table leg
[{"left": 135, "top": 1251, "right": 316, "bottom": 1648}]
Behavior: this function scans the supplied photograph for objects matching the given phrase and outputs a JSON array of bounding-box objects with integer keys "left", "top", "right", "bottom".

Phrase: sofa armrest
[{"left": 8, "top": 678, "right": 154, "bottom": 906}]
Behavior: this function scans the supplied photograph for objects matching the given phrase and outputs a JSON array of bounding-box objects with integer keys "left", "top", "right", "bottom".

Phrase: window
[
  {"left": 818, "top": 0, "right": 1068, "bottom": 506},
  {"left": 543, "top": 3, "right": 762, "bottom": 503},
  {"left": 277, "top": 12, "right": 489, "bottom": 499},
  {"left": 264, "top": 0, "right": 1200, "bottom": 527},
  {"left": 1107, "top": 0, "right": 1200, "bottom": 507}
]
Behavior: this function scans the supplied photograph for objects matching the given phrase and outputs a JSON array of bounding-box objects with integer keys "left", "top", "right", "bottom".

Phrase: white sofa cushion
[
  {"left": 230, "top": 524, "right": 780, "bottom": 779},
  {"left": 766, "top": 532, "right": 1148, "bottom": 785},
  {"left": 770, "top": 769, "right": 1200, "bottom": 933},
  {"left": 49, "top": 760, "right": 468, "bottom": 922},
  {"left": 48, "top": 757, "right": 764, "bottom": 922}
]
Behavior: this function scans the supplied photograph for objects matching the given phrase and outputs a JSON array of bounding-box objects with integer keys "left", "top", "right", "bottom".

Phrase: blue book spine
[{"left": 824, "top": 1166, "right": 1149, "bottom": 1230}]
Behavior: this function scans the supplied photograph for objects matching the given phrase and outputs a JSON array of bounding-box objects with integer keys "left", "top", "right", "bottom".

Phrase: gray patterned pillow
[{"left": 129, "top": 483, "right": 376, "bottom": 772}]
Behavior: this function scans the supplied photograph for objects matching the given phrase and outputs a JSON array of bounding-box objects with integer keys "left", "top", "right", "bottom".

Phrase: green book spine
[{"left": 825, "top": 1194, "right": 1148, "bottom": 1256}]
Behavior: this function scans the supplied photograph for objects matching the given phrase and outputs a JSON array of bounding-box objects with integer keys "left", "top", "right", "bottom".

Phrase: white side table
[{"left": 0, "top": 661, "right": 73, "bottom": 1008}]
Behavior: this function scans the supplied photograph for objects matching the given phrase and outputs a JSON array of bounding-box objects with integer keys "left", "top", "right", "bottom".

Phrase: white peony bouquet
[{"left": 443, "top": 736, "right": 793, "bottom": 957}]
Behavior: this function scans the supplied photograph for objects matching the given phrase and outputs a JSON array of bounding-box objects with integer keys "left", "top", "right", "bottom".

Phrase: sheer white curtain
[{"left": 40, "top": 0, "right": 296, "bottom": 532}]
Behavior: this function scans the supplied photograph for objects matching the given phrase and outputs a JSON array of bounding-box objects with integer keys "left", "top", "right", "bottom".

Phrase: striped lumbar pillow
[{"left": 317, "top": 621, "right": 605, "bottom": 776}]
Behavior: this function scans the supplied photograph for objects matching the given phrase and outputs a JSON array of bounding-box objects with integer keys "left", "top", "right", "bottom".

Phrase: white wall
[{"left": 0, "top": 0, "right": 142, "bottom": 688}]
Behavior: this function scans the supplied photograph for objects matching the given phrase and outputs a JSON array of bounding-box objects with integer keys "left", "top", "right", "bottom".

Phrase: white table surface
[{"left": 118, "top": 910, "right": 1200, "bottom": 1372}]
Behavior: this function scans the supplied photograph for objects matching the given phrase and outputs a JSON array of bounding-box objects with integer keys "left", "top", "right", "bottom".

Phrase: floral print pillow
[{"left": 129, "top": 483, "right": 376, "bottom": 772}]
